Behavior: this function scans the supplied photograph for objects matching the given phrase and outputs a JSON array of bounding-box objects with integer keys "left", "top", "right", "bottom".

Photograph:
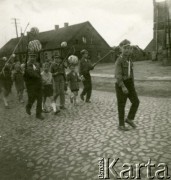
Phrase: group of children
[
  {"left": 0, "top": 54, "right": 82, "bottom": 113},
  {"left": 41, "top": 55, "right": 81, "bottom": 115}
]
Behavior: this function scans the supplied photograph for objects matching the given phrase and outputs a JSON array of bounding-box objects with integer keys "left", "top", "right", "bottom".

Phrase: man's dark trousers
[
  {"left": 26, "top": 85, "right": 42, "bottom": 116},
  {"left": 81, "top": 74, "right": 92, "bottom": 101},
  {"left": 115, "top": 78, "right": 140, "bottom": 126}
]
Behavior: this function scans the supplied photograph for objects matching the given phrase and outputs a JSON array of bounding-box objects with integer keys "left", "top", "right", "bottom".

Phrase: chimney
[
  {"left": 55, "top": 25, "right": 59, "bottom": 30},
  {"left": 64, "top": 23, "right": 69, "bottom": 28}
]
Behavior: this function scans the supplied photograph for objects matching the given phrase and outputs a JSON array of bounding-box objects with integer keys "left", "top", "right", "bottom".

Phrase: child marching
[
  {"left": 67, "top": 65, "right": 80, "bottom": 106},
  {"left": 12, "top": 61, "right": 25, "bottom": 103},
  {"left": 0, "top": 57, "right": 13, "bottom": 108},
  {"left": 41, "top": 62, "right": 53, "bottom": 113},
  {"left": 67, "top": 55, "right": 80, "bottom": 106},
  {"left": 50, "top": 55, "right": 66, "bottom": 114}
]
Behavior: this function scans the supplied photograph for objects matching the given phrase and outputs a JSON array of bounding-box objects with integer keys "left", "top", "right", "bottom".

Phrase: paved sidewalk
[{"left": 0, "top": 90, "right": 171, "bottom": 179}]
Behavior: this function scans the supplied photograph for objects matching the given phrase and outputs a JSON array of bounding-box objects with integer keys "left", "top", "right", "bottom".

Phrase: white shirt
[{"left": 41, "top": 71, "right": 52, "bottom": 85}]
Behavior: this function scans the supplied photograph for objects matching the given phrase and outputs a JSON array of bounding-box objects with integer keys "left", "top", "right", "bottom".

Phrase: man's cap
[
  {"left": 80, "top": 49, "right": 88, "bottom": 55},
  {"left": 119, "top": 39, "right": 131, "bottom": 48}
]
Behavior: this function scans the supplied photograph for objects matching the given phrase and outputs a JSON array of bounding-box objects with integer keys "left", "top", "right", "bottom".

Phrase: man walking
[
  {"left": 79, "top": 49, "right": 94, "bottom": 103},
  {"left": 115, "top": 41, "right": 140, "bottom": 131},
  {"left": 24, "top": 52, "right": 44, "bottom": 120}
]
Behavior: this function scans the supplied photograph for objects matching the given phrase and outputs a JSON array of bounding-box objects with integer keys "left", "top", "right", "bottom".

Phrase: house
[
  {"left": 144, "top": 39, "right": 155, "bottom": 60},
  {"left": 144, "top": 39, "right": 155, "bottom": 53},
  {"left": 112, "top": 39, "right": 147, "bottom": 61},
  {"left": 0, "top": 21, "right": 113, "bottom": 63}
]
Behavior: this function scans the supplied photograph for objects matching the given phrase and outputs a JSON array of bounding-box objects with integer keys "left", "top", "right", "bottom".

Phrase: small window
[
  {"left": 53, "top": 50, "right": 60, "bottom": 56},
  {"left": 91, "top": 37, "right": 93, "bottom": 44},
  {"left": 97, "top": 52, "right": 101, "bottom": 59},
  {"left": 75, "top": 39, "right": 79, "bottom": 44},
  {"left": 91, "top": 33, "right": 93, "bottom": 44},
  {"left": 44, "top": 52, "right": 48, "bottom": 60},
  {"left": 82, "top": 37, "right": 87, "bottom": 44}
]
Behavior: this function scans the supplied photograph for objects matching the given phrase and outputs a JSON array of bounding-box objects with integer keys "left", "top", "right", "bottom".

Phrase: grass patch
[
  {"left": 92, "top": 77, "right": 171, "bottom": 98},
  {"left": 93, "top": 61, "right": 171, "bottom": 80}
]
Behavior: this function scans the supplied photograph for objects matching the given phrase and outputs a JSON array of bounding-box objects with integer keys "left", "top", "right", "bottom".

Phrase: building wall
[
  {"left": 34, "top": 24, "right": 113, "bottom": 64},
  {"left": 154, "top": 1, "right": 171, "bottom": 47},
  {"left": 5, "top": 23, "right": 113, "bottom": 64},
  {"left": 153, "top": 0, "right": 171, "bottom": 63},
  {"left": 69, "top": 24, "right": 113, "bottom": 62}
]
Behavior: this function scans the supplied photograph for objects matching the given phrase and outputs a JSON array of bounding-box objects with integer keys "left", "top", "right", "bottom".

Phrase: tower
[{"left": 153, "top": 0, "right": 171, "bottom": 64}]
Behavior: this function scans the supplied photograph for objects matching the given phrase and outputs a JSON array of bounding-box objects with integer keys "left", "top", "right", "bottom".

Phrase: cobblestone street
[{"left": 0, "top": 90, "right": 171, "bottom": 180}]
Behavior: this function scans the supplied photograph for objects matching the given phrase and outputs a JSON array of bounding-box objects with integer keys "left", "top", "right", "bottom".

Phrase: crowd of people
[{"left": 0, "top": 40, "right": 140, "bottom": 131}]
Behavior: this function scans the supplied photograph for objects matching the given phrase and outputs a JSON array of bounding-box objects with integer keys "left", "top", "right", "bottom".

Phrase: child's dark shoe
[
  {"left": 36, "top": 114, "right": 44, "bottom": 120},
  {"left": 118, "top": 126, "right": 129, "bottom": 131}
]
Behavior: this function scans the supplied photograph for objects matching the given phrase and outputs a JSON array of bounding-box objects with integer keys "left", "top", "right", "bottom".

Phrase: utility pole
[
  {"left": 11, "top": 18, "right": 19, "bottom": 38},
  {"left": 11, "top": 18, "right": 20, "bottom": 61},
  {"left": 153, "top": 0, "right": 158, "bottom": 61},
  {"left": 165, "top": 0, "right": 171, "bottom": 63},
  {"left": 167, "top": 0, "right": 171, "bottom": 60},
  {"left": 156, "top": 0, "right": 159, "bottom": 61}
]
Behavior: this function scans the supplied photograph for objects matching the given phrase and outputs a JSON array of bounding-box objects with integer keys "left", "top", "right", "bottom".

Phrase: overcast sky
[{"left": 0, "top": 0, "right": 155, "bottom": 49}]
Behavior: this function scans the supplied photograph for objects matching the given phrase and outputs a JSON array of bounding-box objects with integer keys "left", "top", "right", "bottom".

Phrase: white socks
[
  {"left": 51, "top": 102, "right": 56, "bottom": 112},
  {"left": 3, "top": 96, "right": 8, "bottom": 106}
]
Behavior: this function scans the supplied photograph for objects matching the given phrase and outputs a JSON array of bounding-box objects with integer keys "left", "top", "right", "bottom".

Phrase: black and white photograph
[{"left": 0, "top": 0, "right": 171, "bottom": 179}]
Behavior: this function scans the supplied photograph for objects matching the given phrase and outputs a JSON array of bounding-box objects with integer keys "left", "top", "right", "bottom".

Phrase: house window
[
  {"left": 97, "top": 52, "right": 101, "bottom": 59},
  {"left": 82, "top": 36, "right": 87, "bottom": 44},
  {"left": 44, "top": 52, "right": 48, "bottom": 61},
  {"left": 53, "top": 50, "right": 60, "bottom": 56},
  {"left": 91, "top": 33, "right": 93, "bottom": 44},
  {"left": 75, "top": 39, "right": 79, "bottom": 44},
  {"left": 91, "top": 37, "right": 93, "bottom": 44}
]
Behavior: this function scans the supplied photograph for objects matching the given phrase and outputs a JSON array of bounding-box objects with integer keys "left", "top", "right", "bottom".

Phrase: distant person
[
  {"left": 0, "top": 57, "right": 13, "bottom": 108},
  {"left": 114, "top": 41, "right": 140, "bottom": 131},
  {"left": 79, "top": 49, "right": 94, "bottom": 103},
  {"left": 12, "top": 61, "right": 25, "bottom": 103}
]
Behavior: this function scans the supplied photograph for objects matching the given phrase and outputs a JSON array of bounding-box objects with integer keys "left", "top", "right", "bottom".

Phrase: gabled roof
[
  {"left": 39, "top": 21, "right": 89, "bottom": 49},
  {"left": 0, "top": 21, "right": 110, "bottom": 57},
  {"left": 144, "top": 39, "right": 155, "bottom": 52}
]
